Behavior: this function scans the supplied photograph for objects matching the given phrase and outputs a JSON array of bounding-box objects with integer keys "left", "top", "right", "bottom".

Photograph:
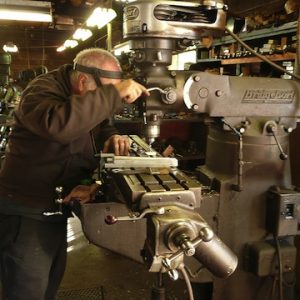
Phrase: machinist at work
[{"left": 0, "top": 48, "right": 149, "bottom": 300}]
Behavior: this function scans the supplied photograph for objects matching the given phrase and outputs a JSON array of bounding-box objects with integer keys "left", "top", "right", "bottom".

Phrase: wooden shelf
[
  {"left": 220, "top": 52, "right": 296, "bottom": 65},
  {"left": 196, "top": 58, "right": 221, "bottom": 63}
]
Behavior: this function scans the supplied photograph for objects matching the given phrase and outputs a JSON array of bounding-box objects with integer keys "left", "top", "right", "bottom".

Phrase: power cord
[
  {"left": 273, "top": 234, "right": 284, "bottom": 300},
  {"left": 178, "top": 263, "right": 195, "bottom": 300}
]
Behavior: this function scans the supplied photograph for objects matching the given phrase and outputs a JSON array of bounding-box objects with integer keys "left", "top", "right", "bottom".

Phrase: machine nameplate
[
  {"left": 242, "top": 89, "right": 295, "bottom": 104},
  {"left": 124, "top": 6, "right": 140, "bottom": 21}
]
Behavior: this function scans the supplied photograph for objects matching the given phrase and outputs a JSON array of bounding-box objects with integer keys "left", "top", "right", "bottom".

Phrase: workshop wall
[{"left": 9, "top": 49, "right": 73, "bottom": 79}]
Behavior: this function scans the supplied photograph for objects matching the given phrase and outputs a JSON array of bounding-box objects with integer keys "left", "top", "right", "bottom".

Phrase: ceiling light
[
  {"left": 86, "top": 7, "right": 116, "bottom": 29},
  {"left": 64, "top": 39, "right": 78, "bottom": 48},
  {"left": 73, "top": 28, "right": 93, "bottom": 41},
  {"left": 56, "top": 45, "right": 66, "bottom": 52},
  {"left": 0, "top": 0, "right": 52, "bottom": 23},
  {"left": 3, "top": 42, "right": 18, "bottom": 53}
]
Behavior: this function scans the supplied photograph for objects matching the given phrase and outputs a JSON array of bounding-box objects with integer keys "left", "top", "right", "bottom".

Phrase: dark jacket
[{"left": 0, "top": 65, "right": 123, "bottom": 210}]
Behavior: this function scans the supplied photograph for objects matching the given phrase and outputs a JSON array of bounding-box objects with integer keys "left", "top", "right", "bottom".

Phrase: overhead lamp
[
  {"left": 0, "top": 0, "right": 52, "bottom": 23},
  {"left": 3, "top": 42, "right": 18, "bottom": 53},
  {"left": 86, "top": 7, "right": 117, "bottom": 29},
  {"left": 56, "top": 45, "right": 66, "bottom": 52},
  {"left": 72, "top": 28, "right": 93, "bottom": 41},
  {"left": 64, "top": 39, "right": 78, "bottom": 49}
]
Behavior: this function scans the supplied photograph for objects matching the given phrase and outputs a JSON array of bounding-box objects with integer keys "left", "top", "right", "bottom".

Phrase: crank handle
[
  {"left": 105, "top": 207, "right": 165, "bottom": 225},
  {"left": 147, "top": 87, "right": 168, "bottom": 94}
]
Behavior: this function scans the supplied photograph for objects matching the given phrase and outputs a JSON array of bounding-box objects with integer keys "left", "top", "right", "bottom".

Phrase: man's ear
[{"left": 77, "top": 73, "right": 87, "bottom": 93}]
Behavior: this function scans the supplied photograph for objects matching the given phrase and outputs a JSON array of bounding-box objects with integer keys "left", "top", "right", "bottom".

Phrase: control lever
[
  {"left": 147, "top": 87, "right": 177, "bottom": 105},
  {"left": 266, "top": 124, "right": 288, "bottom": 160},
  {"left": 105, "top": 207, "right": 165, "bottom": 225},
  {"left": 162, "top": 232, "right": 211, "bottom": 281},
  {"left": 147, "top": 87, "right": 168, "bottom": 94},
  {"left": 163, "top": 227, "right": 214, "bottom": 268},
  {"left": 42, "top": 186, "right": 64, "bottom": 216}
]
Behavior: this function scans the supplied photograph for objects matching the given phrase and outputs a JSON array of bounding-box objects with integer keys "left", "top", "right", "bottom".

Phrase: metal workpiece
[
  {"left": 102, "top": 136, "right": 202, "bottom": 208},
  {"left": 129, "top": 134, "right": 154, "bottom": 155},
  {"left": 101, "top": 153, "right": 178, "bottom": 169},
  {"left": 123, "top": 0, "right": 227, "bottom": 40}
]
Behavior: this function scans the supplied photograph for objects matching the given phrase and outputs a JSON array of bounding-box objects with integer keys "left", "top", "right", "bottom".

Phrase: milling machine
[{"left": 78, "top": 1, "right": 300, "bottom": 299}]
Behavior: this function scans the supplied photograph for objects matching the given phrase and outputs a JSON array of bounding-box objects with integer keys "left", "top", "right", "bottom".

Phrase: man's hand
[
  {"left": 103, "top": 134, "right": 130, "bottom": 156},
  {"left": 63, "top": 183, "right": 100, "bottom": 204},
  {"left": 114, "top": 79, "right": 150, "bottom": 103}
]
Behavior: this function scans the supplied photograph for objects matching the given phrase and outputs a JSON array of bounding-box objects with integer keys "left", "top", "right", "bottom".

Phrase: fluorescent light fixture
[
  {"left": 57, "top": 7, "right": 116, "bottom": 52},
  {"left": 57, "top": 29, "right": 91, "bottom": 52},
  {"left": 0, "top": 0, "right": 52, "bottom": 23},
  {"left": 3, "top": 42, "right": 18, "bottom": 53},
  {"left": 72, "top": 28, "right": 93, "bottom": 41},
  {"left": 86, "top": 7, "right": 116, "bottom": 29},
  {"left": 64, "top": 39, "right": 78, "bottom": 48}
]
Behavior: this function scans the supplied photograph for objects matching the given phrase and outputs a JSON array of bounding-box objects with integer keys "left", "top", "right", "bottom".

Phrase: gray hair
[
  {"left": 71, "top": 48, "right": 120, "bottom": 83},
  {"left": 73, "top": 48, "right": 119, "bottom": 67}
]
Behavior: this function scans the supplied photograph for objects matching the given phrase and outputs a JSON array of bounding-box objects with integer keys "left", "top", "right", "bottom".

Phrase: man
[{"left": 0, "top": 48, "right": 149, "bottom": 300}]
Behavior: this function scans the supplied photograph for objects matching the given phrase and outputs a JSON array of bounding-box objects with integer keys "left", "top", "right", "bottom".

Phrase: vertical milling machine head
[{"left": 123, "top": 0, "right": 228, "bottom": 144}]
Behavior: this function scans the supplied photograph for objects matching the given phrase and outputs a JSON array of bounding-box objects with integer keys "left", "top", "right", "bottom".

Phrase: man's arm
[{"left": 16, "top": 78, "right": 149, "bottom": 144}]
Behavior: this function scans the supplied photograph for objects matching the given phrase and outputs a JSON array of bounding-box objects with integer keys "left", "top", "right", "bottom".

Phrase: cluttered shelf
[
  {"left": 195, "top": 21, "right": 297, "bottom": 75},
  {"left": 197, "top": 53, "right": 296, "bottom": 65},
  {"left": 220, "top": 52, "right": 296, "bottom": 65},
  {"left": 214, "top": 21, "right": 297, "bottom": 46}
]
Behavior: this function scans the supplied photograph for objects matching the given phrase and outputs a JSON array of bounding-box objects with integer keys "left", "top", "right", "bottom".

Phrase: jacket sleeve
[{"left": 15, "top": 77, "right": 124, "bottom": 144}]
